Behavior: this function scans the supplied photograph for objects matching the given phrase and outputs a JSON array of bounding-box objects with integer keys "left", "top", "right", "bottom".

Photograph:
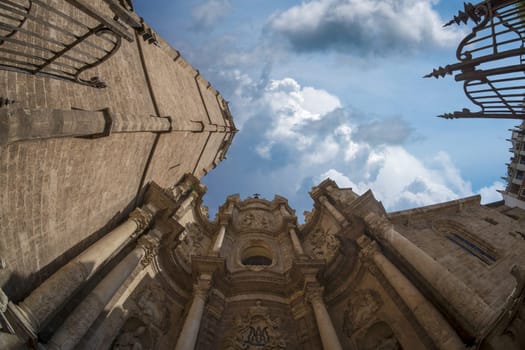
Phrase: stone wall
[
  {"left": 0, "top": 0, "right": 234, "bottom": 302},
  {"left": 389, "top": 198, "right": 525, "bottom": 309}
]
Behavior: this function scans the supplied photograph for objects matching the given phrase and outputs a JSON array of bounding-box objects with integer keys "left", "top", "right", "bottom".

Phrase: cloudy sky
[{"left": 135, "top": 0, "right": 515, "bottom": 220}]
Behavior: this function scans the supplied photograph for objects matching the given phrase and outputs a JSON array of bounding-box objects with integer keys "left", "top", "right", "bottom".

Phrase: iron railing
[
  {"left": 0, "top": 0, "right": 133, "bottom": 88},
  {"left": 426, "top": 0, "right": 525, "bottom": 119}
]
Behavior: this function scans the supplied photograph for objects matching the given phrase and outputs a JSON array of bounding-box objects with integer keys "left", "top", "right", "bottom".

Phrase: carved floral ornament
[
  {"left": 222, "top": 301, "right": 287, "bottom": 350},
  {"left": 305, "top": 227, "right": 340, "bottom": 260}
]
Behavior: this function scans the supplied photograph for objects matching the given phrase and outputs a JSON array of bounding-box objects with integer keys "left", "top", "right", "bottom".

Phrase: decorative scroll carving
[
  {"left": 137, "top": 234, "right": 159, "bottom": 268},
  {"left": 343, "top": 289, "right": 383, "bottom": 337},
  {"left": 306, "top": 227, "right": 339, "bottom": 260},
  {"left": 222, "top": 301, "right": 287, "bottom": 350}
]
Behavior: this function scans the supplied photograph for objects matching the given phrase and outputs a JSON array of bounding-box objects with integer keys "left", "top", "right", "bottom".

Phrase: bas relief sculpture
[
  {"left": 222, "top": 301, "right": 288, "bottom": 350},
  {"left": 343, "top": 289, "right": 383, "bottom": 337},
  {"left": 306, "top": 227, "right": 340, "bottom": 260}
]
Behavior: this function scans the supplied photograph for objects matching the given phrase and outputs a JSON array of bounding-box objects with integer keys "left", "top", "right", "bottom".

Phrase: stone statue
[{"left": 112, "top": 326, "right": 146, "bottom": 350}]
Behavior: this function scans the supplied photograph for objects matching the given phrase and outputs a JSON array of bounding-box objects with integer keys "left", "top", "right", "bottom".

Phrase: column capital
[
  {"left": 194, "top": 274, "right": 212, "bottom": 300},
  {"left": 363, "top": 212, "right": 392, "bottom": 238},
  {"left": 129, "top": 207, "right": 153, "bottom": 235},
  {"left": 137, "top": 234, "right": 159, "bottom": 267},
  {"left": 305, "top": 284, "right": 325, "bottom": 304}
]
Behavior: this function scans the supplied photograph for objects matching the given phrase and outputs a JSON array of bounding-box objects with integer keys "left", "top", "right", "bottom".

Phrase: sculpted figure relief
[
  {"left": 307, "top": 227, "right": 339, "bottom": 260},
  {"left": 343, "top": 289, "right": 383, "bottom": 337},
  {"left": 112, "top": 326, "right": 146, "bottom": 350},
  {"left": 175, "top": 223, "right": 206, "bottom": 265},
  {"left": 239, "top": 211, "right": 273, "bottom": 230},
  {"left": 135, "top": 285, "right": 168, "bottom": 331}
]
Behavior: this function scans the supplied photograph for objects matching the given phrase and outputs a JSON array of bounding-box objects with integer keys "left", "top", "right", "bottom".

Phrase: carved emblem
[
  {"left": 343, "top": 289, "right": 383, "bottom": 337},
  {"left": 239, "top": 211, "right": 272, "bottom": 230},
  {"left": 222, "top": 301, "right": 287, "bottom": 350},
  {"left": 307, "top": 227, "right": 339, "bottom": 260}
]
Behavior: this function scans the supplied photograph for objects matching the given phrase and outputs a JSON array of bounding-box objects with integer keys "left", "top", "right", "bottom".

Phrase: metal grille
[
  {"left": 426, "top": 0, "right": 525, "bottom": 119},
  {"left": 0, "top": 0, "right": 133, "bottom": 88}
]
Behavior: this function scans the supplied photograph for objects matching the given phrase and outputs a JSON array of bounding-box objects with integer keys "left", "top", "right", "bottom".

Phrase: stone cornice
[{"left": 388, "top": 195, "right": 481, "bottom": 222}]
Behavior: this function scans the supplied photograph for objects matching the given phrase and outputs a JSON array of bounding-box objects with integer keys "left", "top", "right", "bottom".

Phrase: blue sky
[{"left": 135, "top": 0, "right": 515, "bottom": 220}]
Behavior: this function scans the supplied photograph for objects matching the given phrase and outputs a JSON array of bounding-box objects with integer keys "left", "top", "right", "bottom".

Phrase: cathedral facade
[{"left": 1, "top": 1, "right": 525, "bottom": 349}]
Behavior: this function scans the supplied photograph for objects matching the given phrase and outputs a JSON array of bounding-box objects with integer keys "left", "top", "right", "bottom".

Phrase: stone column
[
  {"left": 306, "top": 285, "right": 343, "bottom": 350},
  {"left": 318, "top": 196, "right": 348, "bottom": 226},
  {"left": 174, "top": 274, "right": 212, "bottom": 350},
  {"left": 364, "top": 212, "right": 493, "bottom": 334},
  {"left": 14, "top": 208, "right": 153, "bottom": 334},
  {"left": 358, "top": 236, "right": 464, "bottom": 350},
  {"left": 289, "top": 227, "right": 305, "bottom": 256},
  {"left": 211, "top": 224, "right": 227, "bottom": 256},
  {"left": 46, "top": 234, "right": 157, "bottom": 350}
]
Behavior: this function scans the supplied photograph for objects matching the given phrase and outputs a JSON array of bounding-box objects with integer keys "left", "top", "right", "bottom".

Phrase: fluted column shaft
[
  {"left": 307, "top": 286, "right": 343, "bottom": 350},
  {"left": 289, "top": 227, "right": 305, "bottom": 256},
  {"left": 16, "top": 208, "right": 152, "bottom": 333},
  {"left": 358, "top": 237, "right": 464, "bottom": 350},
  {"left": 47, "top": 237, "right": 152, "bottom": 350},
  {"left": 364, "top": 212, "right": 493, "bottom": 334},
  {"left": 211, "top": 224, "right": 227, "bottom": 255},
  {"left": 174, "top": 274, "right": 212, "bottom": 350}
]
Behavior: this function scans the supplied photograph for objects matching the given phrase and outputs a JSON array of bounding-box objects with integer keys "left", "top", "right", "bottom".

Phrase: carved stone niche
[{"left": 221, "top": 301, "right": 288, "bottom": 350}]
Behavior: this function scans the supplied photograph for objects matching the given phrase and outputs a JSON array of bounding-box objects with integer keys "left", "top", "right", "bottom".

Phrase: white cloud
[
  {"left": 192, "top": 0, "right": 231, "bottom": 29},
  {"left": 318, "top": 146, "right": 474, "bottom": 210},
  {"left": 478, "top": 181, "right": 504, "bottom": 204},
  {"left": 268, "top": 0, "right": 462, "bottom": 55},
  {"left": 258, "top": 78, "right": 341, "bottom": 156}
]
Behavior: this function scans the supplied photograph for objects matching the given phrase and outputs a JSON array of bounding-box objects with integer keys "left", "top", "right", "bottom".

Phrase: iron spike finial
[{"left": 443, "top": 3, "right": 478, "bottom": 27}]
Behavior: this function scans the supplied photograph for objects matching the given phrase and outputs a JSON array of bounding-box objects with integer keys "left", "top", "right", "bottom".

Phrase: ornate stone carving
[
  {"left": 111, "top": 318, "right": 152, "bottom": 350},
  {"left": 112, "top": 326, "right": 146, "bottom": 350},
  {"left": 239, "top": 210, "right": 272, "bottom": 230},
  {"left": 175, "top": 223, "right": 206, "bottom": 266},
  {"left": 343, "top": 289, "right": 383, "bottom": 337},
  {"left": 357, "top": 237, "right": 379, "bottom": 263},
  {"left": 137, "top": 235, "right": 159, "bottom": 268},
  {"left": 135, "top": 285, "right": 168, "bottom": 331},
  {"left": 307, "top": 227, "right": 339, "bottom": 260},
  {"left": 129, "top": 208, "right": 153, "bottom": 235},
  {"left": 222, "top": 301, "right": 287, "bottom": 350}
]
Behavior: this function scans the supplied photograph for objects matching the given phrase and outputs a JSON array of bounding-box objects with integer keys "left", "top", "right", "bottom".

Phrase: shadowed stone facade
[{"left": 1, "top": 1, "right": 525, "bottom": 350}]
